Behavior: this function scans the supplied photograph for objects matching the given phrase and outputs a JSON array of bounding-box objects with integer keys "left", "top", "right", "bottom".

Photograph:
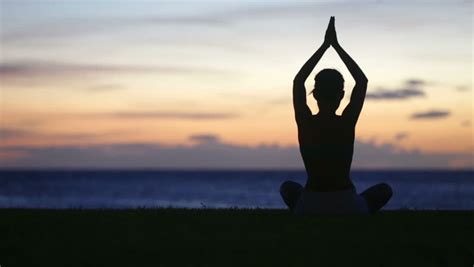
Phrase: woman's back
[{"left": 297, "top": 114, "right": 355, "bottom": 192}]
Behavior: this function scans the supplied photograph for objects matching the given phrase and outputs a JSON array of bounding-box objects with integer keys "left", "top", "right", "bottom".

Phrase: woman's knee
[
  {"left": 280, "top": 180, "right": 303, "bottom": 196},
  {"left": 280, "top": 180, "right": 303, "bottom": 211},
  {"left": 361, "top": 182, "right": 393, "bottom": 213},
  {"left": 280, "top": 180, "right": 303, "bottom": 192},
  {"left": 378, "top": 183, "right": 393, "bottom": 200},
  {"left": 365, "top": 183, "right": 392, "bottom": 197}
]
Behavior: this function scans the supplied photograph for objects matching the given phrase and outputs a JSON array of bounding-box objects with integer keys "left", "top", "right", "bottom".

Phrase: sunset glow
[{"left": 0, "top": 0, "right": 472, "bottom": 168}]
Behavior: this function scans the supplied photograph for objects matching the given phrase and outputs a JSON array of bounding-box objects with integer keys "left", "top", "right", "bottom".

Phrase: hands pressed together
[{"left": 323, "top": 16, "right": 339, "bottom": 48}]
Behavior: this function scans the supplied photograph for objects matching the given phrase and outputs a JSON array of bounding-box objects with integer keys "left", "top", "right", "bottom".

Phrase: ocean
[{"left": 0, "top": 170, "right": 472, "bottom": 210}]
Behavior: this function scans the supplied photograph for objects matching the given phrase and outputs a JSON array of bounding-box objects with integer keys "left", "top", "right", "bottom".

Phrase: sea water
[{"left": 0, "top": 170, "right": 472, "bottom": 210}]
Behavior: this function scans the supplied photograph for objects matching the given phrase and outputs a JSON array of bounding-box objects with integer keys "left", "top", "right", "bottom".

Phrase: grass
[{"left": 0, "top": 208, "right": 473, "bottom": 267}]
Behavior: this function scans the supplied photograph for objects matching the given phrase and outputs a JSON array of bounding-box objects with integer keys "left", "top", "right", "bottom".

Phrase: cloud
[
  {"left": 92, "top": 111, "right": 238, "bottom": 120},
  {"left": 0, "top": 128, "right": 34, "bottom": 139},
  {"left": 189, "top": 134, "right": 220, "bottom": 144},
  {"left": 0, "top": 61, "right": 224, "bottom": 86},
  {"left": 3, "top": 1, "right": 470, "bottom": 45},
  {"left": 0, "top": 112, "right": 238, "bottom": 135},
  {"left": 366, "top": 79, "right": 427, "bottom": 100},
  {"left": 394, "top": 132, "right": 409, "bottom": 141},
  {"left": 0, "top": 149, "right": 29, "bottom": 161},
  {"left": 83, "top": 84, "right": 125, "bottom": 92},
  {"left": 2, "top": 13, "right": 229, "bottom": 44},
  {"left": 461, "top": 120, "right": 471, "bottom": 127},
  {"left": 405, "top": 79, "right": 426, "bottom": 86},
  {"left": 140, "top": 16, "right": 228, "bottom": 26},
  {"left": 352, "top": 140, "right": 471, "bottom": 169},
  {"left": 4, "top": 61, "right": 222, "bottom": 75},
  {"left": 0, "top": 61, "right": 155, "bottom": 76},
  {"left": 0, "top": 135, "right": 471, "bottom": 169},
  {"left": 410, "top": 110, "right": 450, "bottom": 120},
  {"left": 456, "top": 85, "right": 471, "bottom": 92},
  {"left": 366, "top": 88, "right": 425, "bottom": 100},
  {"left": 0, "top": 127, "right": 136, "bottom": 144}
]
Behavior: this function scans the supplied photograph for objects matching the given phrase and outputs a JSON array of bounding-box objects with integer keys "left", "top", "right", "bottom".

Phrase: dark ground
[{"left": 1, "top": 209, "right": 473, "bottom": 267}]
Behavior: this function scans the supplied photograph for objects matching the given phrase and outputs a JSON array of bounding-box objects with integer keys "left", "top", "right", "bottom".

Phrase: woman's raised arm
[
  {"left": 329, "top": 17, "right": 368, "bottom": 124},
  {"left": 293, "top": 18, "right": 333, "bottom": 123}
]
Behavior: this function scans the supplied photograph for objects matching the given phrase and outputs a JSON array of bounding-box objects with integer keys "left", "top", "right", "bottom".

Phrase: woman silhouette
[{"left": 280, "top": 17, "right": 392, "bottom": 214}]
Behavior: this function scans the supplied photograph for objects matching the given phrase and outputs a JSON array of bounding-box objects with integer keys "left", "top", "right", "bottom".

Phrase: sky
[{"left": 0, "top": 0, "right": 472, "bottom": 169}]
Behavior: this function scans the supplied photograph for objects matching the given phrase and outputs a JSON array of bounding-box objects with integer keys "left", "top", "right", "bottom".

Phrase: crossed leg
[
  {"left": 360, "top": 183, "right": 393, "bottom": 214},
  {"left": 280, "top": 180, "right": 303, "bottom": 211},
  {"left": 281, "top": 180, "right": 392, "bottom": 214}
]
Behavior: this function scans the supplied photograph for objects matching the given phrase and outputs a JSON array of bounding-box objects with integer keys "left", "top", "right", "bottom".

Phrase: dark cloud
[
  {"left": 366, "top": 88, "right": 425, "bottom": 100},
  {"left": 394, "top": 132, "right": 409, "bottom": 141},
  {"left": 189, "top": 134, "right": 220, "bottom": 144},
  {"left": 410, "top": 110, "right": 450, "bottom": 120},
  {"left": 405, "top": 79, "right": 426, "bottom": 86},
  {"left": 366, "top": 79, "right": 427, "bottom": 100},
  {"left": 0, "top": 136, "right": 471, "bottom": 169},
  {"left": 352, "top": 140, "right": 470, "bottom": 169}
]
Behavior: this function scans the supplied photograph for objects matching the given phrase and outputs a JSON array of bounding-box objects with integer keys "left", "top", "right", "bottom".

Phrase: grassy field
[{"left": 1, "top": 209, "right": 473, "bottom": 267}]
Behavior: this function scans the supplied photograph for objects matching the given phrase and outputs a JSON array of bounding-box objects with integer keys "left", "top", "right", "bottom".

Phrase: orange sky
[{"left": 0, "top": 1, "right": 472, "bottom": 168}]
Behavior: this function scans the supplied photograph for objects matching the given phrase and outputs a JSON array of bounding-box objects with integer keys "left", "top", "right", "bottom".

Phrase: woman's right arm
[
  {"left": 293, "top": 18, "right": 333, "bottom": 123},
  {"left": 329, "top": 19, "right": 368, "bottom": 125},
  {"left": 293, "top": 42, "right": 329, "bottom": 123}
]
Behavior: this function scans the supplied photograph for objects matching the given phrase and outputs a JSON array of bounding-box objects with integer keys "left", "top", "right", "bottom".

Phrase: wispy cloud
[
  {"left": 366, "top": 88, "right": 425, "bottom": 100},
  {"left": 0, "top": 2, "right": 319, "bottom": 43},
  {"left": 0, "top": 128, "right": 34, "bottom": 139},
  {"left": 0, "top": 149, "right": 29, "bottom": 161},
  {"left": 461, "top": 120, "right": 471, "bottom": 127},
  {"left": 0, "top": 61, "right": 220, "bottom": 76},
  {"left": 189, "top": 134, "right": 220, "bottom": 144},
  {"left": 92, "top": 111, "right": 238, "bottom": 120},
  {"left": 410, "top": 110, "right": 450, "bottom": 120},
  {"left": 83, "top": 84, "right": 125, "bottom": 92},
  {"left": 394, "top": 132, "right": 409, "bottom": 141},
  {"left": 0, "top": 61, "right": 225, "bottom": 86},
  {"left": 456, "top": 85, "right": 471, "bottom": 92},
  {"left": 0, "top": 127, "right": 129, "bottom": 142},
  {"left": 366, "top": 79, "right": 427, "bottom": 100},
  {"left": 140, "top": 16, "right": 228, "bottom": 26},
  {"left": 405, "top": 79, "right": 426, "bottom": 86}
]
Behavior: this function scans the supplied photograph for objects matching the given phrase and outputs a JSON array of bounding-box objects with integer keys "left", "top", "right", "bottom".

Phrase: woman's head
[{"left": 311, "top": 68, "right": 345, "bottom": 113}]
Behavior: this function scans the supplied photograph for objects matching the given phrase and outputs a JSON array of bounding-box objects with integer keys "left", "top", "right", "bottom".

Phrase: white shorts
[{"left": 294, "top": 189, "right": 369, "bottom": 215}]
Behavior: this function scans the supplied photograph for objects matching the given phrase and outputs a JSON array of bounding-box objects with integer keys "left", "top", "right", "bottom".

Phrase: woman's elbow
[{"left": 357, "top": 77, "right": 368, "bottom": 85}]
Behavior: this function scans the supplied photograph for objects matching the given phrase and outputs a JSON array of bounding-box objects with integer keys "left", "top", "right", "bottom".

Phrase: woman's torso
[{"left": 297, "top": 114, "right": 355, "bottom": 192}]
